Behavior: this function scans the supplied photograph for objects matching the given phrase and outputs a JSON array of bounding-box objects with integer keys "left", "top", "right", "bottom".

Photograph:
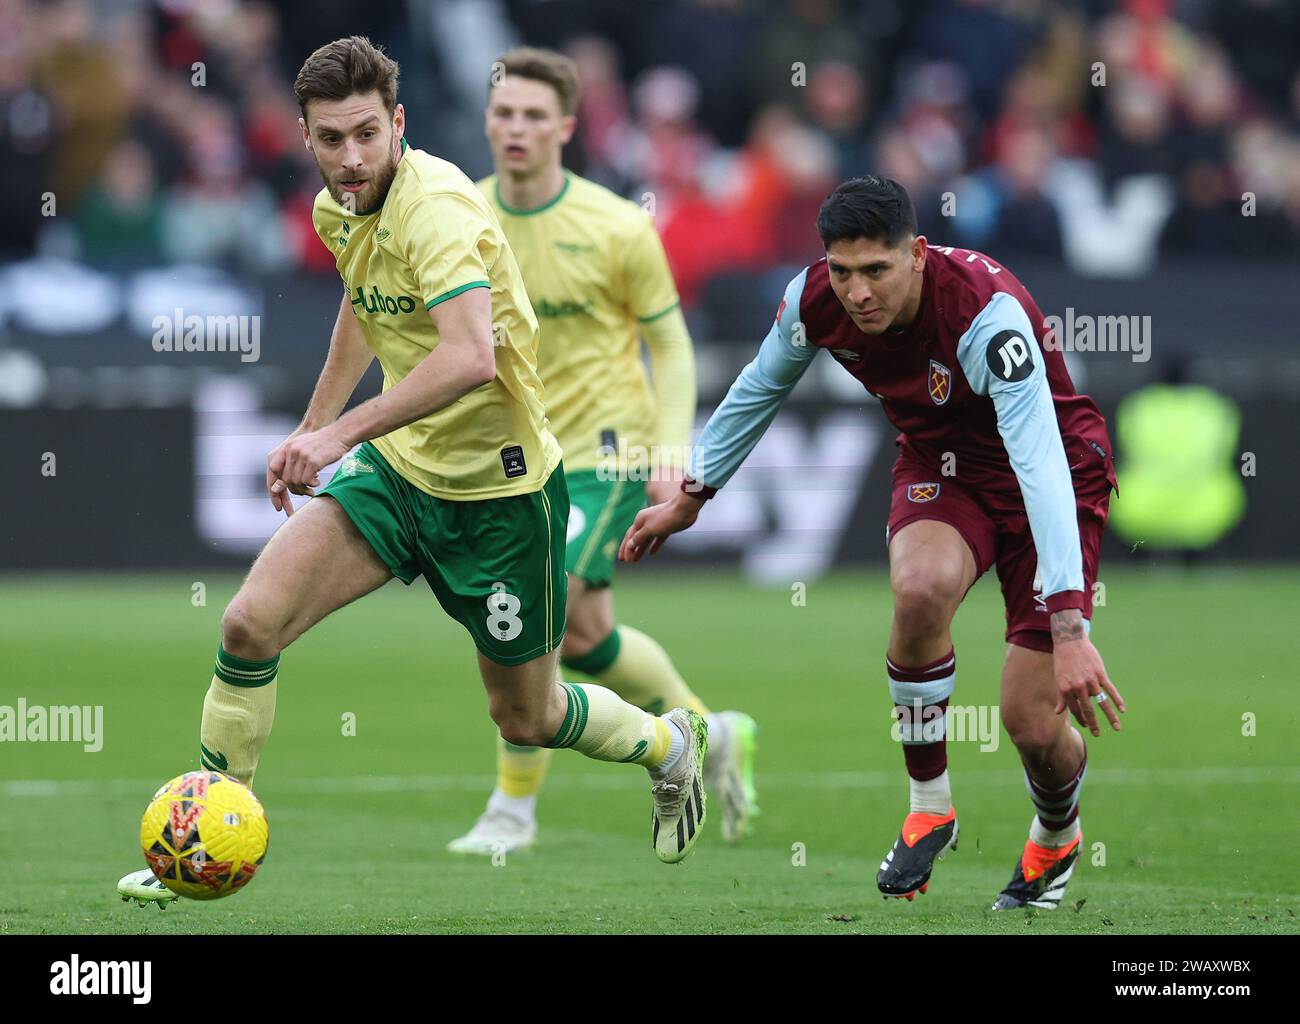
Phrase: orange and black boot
[
  {"left": 991, "top": 831, "right": 1082, "bottom": 910},
  {"left": 877, "top": 807, "right": 958, "bottom": 900}
]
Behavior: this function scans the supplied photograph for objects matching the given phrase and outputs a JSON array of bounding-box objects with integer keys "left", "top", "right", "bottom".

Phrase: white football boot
[
  {"left": 446, "top": 807, "right": 537, "bottom": 856},
  {"left": 650, "top": 708, "right": 708, "bottom": 863},
  {"left": 117, "top": 868, "right": 179, "bottom": 909}
]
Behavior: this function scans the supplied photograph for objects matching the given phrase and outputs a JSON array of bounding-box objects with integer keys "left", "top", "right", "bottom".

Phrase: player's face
[
  {"left": 826, "top": 235, "right": 927, "bottom": 334},
  {"left": 300, "top": 91, "right": 406, "bottom": 212},
  {"left": 485, "top": 76, "right": 575, "bottom": 178}
]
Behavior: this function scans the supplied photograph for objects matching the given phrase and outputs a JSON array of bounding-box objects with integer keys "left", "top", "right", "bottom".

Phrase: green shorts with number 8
[{"left": 318, "top": 441, "right": 569, "bottom": 666}]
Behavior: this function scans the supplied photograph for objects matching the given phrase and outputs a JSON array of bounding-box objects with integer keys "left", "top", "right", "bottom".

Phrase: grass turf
[{"left": 0, "top": 566, "right": 1296, "bottom": 934}]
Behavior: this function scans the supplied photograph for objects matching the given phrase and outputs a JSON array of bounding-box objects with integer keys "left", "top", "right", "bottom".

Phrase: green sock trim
[
  {"left": 561, "top": 628, "right": 622, "bottom": 676},
  {"left": 215, "top": 643, "right": 280, "bottom": 687},
  {"left": 547, "top": 682, "right": 590, "bottom": 749},
  {"left": 547, "top": 685, "right": 575, "bottom": 748}
]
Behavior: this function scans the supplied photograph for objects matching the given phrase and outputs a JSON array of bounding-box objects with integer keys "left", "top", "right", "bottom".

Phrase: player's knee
[
  {"left": 560, "top": 631, "right": 595, "bottom": 661},
  {"left": 220, "top": 599, "right": 281, "bottom": 661},
  {"left": 891, "top": 566, "right": 962, "bottom": 638},
  {"left": 495, "top": 720, "right": 548, "bottom": 747},
  {"left": 1002, "top": 706, "right": 1061, "bottom": 760}
]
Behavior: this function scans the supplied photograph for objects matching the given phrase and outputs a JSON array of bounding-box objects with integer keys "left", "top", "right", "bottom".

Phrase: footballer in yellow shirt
[
  {"left": 446, "top": 46, "right": 759, "bottom": 859},
  {"left": 114, "top": 39, "right": 716, "bottom": 907}
]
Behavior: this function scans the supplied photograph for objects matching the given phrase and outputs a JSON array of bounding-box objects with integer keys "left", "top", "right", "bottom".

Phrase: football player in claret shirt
[
  {"left": 447, "top": 47, "right": 758, "bottom": 857},
  {"left": 622, "top": 176, "right": 1127, "bottom": 910}
]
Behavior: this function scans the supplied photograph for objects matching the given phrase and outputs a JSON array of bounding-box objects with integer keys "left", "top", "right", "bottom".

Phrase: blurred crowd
[{"left": 2, "top": 0, "right": 1298, "bottom": 310}]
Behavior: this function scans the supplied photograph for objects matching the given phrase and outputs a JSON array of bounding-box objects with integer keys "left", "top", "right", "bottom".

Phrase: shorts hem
[
  {"left": 1006, "top": 627, "right": 1053, "bottom": 653},
  {"left": 888, "top": 510, "right": 995, "bottom": 577},
  {"left": 474, "top": 636, "right": 565, "bottom": 667},
  {"left": 567, "top": 571, "right": 613, "bottom": 589},
  {"left": 1007, "top": 614, "right": 1092, "bottom": 654},
  {"left": 316, "top": 492, "right": 415, "bottom": 585}
]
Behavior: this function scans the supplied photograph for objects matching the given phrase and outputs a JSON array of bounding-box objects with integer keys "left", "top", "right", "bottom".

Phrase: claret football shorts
[{"left": 885, "top": 440, "right": 1116, "bottom": 653}]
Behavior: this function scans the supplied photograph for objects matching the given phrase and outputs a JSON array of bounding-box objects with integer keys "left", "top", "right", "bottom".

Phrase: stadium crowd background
[
  {"left": 3, "top": 0, "right": 1298, "bottom": 570},
  {"left": 4, "top": 0, "right": 1299, "bottom": 302}
]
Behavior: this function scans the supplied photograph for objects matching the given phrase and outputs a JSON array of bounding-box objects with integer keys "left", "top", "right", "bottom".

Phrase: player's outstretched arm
[
  {"left": 955, "top": 291, "right": 1126, "bottom": 735},
  {"left": 270, "top": 286, "right": 496, "bottom": 508},
  {"left": 268, "top": 292, "right": 374, "bottom": 515}
]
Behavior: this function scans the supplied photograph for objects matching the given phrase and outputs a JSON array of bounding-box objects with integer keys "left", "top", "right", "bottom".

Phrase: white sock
[
  {"left": 909, "top": 770, "right": 952, "bottom": 814},
  {"left": 649, "top": 718, "right": 687, "bottom": 778},
  {"left": 486, "top": 787, "right": 537, "bottom": 823},
  {"left": 706, "top": 712, "right": 728, "bottom": 747},
  {"left": 1030, "top": 815, "right": 1080, "bottom": 848}
]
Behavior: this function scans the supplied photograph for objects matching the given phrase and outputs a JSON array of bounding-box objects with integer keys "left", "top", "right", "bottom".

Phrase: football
[{"left": 140, "top": 771, "right": 269, "bottom": 900}]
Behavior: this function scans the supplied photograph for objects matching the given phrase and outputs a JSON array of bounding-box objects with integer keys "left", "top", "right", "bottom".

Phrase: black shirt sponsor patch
[
  {"left": 986, "top": 330, "right": 1034, "bottom": 383},
  {"left": 501, "top": 445, "right": 527, "bottom": 479}
]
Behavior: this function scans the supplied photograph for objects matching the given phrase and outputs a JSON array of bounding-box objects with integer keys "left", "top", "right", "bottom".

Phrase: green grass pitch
[{"left": 1, "top": 566, "right": 1296, "bottom": 934}]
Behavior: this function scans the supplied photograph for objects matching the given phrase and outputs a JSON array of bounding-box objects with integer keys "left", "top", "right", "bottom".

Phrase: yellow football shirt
[
  {"left": 478, "top": 171, "right": 688, "bottom": 471},
  {"left": 312, "top": 141, "right": 561, "bottom": 500}
]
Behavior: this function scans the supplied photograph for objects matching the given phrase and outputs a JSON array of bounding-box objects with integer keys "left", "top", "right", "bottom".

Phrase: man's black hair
[{"left": 816, "top": 176, "right": 917, "bottom": 249}]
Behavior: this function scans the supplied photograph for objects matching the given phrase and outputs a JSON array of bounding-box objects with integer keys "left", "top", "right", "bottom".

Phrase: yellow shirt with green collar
[
  {"left": 477, "top": 170, "right": 694, "bottom": 472},
  {"left": 311, "top": 140, "right": 561, "bottom": 500}
]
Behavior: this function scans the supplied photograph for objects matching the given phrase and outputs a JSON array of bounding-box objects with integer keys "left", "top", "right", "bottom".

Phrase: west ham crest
[
  {"left": 907, "top": 483, "right": 941, "bottom": 503},
  {"left": 928, "top": 360, "right": 952, "bottom": 405}
]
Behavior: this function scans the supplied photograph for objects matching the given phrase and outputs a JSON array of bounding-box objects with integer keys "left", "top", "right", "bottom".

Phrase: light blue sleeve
[
  {"left": 956, "top": 291, "right": 1083, "bottom": 602},
  {"left": 689, "top": 269, "right": 817, "bottom": 490}
]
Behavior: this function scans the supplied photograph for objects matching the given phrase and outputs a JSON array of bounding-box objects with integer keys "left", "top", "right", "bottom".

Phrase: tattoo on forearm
[{"left": 1051, "top": 610, "right": 1085, "bottom": 643}]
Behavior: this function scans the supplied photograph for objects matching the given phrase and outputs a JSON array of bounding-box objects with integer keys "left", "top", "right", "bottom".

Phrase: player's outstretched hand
[
  {"left": 619, "top": 490, "right": 705, "bottom": 562},
  {"left": 1051, "top": 610, "right": 1126, "bottom": 736},
  {"left": 266, "top": 428, "right": 348, "bottom": 517}
]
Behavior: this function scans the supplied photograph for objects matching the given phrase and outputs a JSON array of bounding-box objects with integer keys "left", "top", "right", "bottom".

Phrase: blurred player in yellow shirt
[{"left": 447, "top": 47, "right": 759, "bottom": 857}]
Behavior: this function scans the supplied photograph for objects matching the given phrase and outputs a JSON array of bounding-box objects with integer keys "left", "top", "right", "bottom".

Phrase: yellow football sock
[
  {"left": 497, "top": 735, "right": 552, "bottom": 797},
  {"left": 200, "top": 644, "right": 278, "bottom": 788},
  {"left": 547, "top": 681, "right": 672, "bottom": 768},
  {"left": 564, "top": 625, "right": 709, "bottom": 717}
]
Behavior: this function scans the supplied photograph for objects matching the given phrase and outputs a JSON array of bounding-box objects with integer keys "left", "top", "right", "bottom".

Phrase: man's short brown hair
[
  {"left": 490, "top": 47, "right": 579, "bottom": 116},
  {"left": 295, "top": 36, "right": 400, "bottom": 118}
]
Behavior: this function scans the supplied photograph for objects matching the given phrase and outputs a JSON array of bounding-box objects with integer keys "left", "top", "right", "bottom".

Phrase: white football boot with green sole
[
  {"left": 117, "top": 868, "right": 179, "bottom": 909},
  {"left": 650, "top": 708, "right": 708, "bottom": 863}
]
